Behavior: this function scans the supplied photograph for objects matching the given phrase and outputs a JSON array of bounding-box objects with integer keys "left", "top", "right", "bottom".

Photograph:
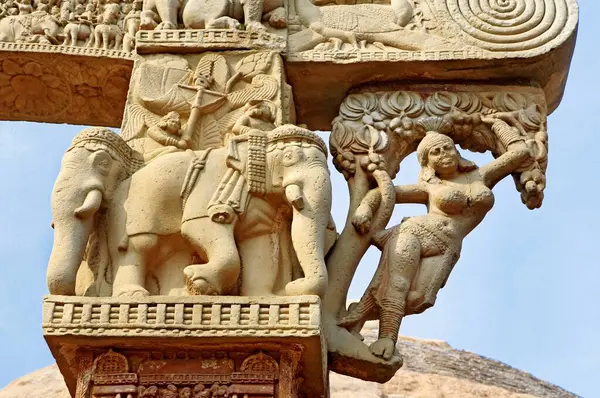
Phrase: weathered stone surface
[
  {"left": 43, "top": 295, "right": 327, "bottom": 397},
  {"left": 1, "top": 0, "right": 575, "bottom": 393},
  {"left": 322, "top": 84, "right": 548, "bottom": 382},
  {"left": 0, "top": 1, "right": 578, "bottom": 129},
  {"left": 0, "top": 331, "right": 578, "bottom": 398}
]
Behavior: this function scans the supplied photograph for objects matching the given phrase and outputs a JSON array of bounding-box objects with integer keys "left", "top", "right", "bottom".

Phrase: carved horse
[{"left": 64, "top": 20, "right": 94, "bottom": 46}]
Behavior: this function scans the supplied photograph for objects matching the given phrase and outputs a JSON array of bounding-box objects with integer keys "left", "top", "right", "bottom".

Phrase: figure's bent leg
[
  {"left": 112, "top": 233, "right": 156, "bottom": 298},
  {"left": 370, "top": 232, "right": 420, "bottom": 360},
  {"left": 408, "top": 250, "right": 457, "bottom": 314},
  {"left": 181, "top": 217, "right": 240, "bottom": 295}
]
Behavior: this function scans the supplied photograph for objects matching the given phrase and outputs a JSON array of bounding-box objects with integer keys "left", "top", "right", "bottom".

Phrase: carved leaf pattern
[
  {"left": 235, "top": 52, "right": 274, "bottom": 81},
  {"left": 0, "top": 58, "right": 71, "bottom": 118},
  {"left": 332, "top": 89, "right": 549, "bottom": 208}
]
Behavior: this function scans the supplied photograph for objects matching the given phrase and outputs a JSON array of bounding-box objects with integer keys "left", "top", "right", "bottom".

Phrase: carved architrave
[
  {"left": 322, "top": 84, "right": 548, "bottom": 382},
  {"left": 286, "top": 0, "right": 578, "bottom": 129}
]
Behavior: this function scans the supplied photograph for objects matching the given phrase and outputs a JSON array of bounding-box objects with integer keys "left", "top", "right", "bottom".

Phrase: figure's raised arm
[
  {"left": 395, "top": 183, "right": 428, "bottom": 204},
  {"left": 479, "top": 117, "right": 532, "bottom": 189}
]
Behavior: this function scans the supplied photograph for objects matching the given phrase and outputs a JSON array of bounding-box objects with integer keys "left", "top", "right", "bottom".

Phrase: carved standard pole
[{"left": 0, "top": 0, "right": 578, "bottom": 396}]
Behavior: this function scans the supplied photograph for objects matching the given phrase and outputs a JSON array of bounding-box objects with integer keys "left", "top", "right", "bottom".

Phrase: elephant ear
[{"left": 92, "top": 150, "right": 113, "bottom": 176}]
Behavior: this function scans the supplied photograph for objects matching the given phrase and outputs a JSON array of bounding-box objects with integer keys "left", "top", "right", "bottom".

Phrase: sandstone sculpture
[
  {"left": 48, "top": 124, "right": 332, "bottom": 298},
  {"left": 140, "top": 0, "right": 286, "bottom": 31},
  {"left": 339, "top": 116, "right": 533, "bottom": 359},
  {"left": 0, "top": 0, "right": 578, "bottom": 396}
]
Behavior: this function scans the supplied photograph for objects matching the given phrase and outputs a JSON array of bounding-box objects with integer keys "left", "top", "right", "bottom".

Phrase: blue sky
[{"left": 0, "top": 3, "right": 598, "bottom": 396}]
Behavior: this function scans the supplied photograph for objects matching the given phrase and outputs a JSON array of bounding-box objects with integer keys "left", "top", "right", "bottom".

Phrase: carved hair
[
  {"left": 416, "top": 132, "right": 477, "bottom": 183},
  {"left": 157, "top": 111, "right": 181, "bottom": 130}
]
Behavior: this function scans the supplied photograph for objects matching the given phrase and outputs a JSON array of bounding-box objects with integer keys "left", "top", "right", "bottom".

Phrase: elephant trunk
[{"left": 47, "top": 189, "right": 101, "bottom": 295}]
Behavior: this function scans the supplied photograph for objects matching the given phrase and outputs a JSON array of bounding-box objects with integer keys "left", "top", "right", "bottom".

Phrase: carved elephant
[
  {"left": 94, "top": 24, "right": 123, "bottom": 49},
  {"left": 47, "top": 126, "right": 333, "bottom": 298},
  {"left": 141, "top": 0, "right": 284, "bottom": 30},
  {"left": 0, "top": 12, "right": 60, "bottom": 44}
]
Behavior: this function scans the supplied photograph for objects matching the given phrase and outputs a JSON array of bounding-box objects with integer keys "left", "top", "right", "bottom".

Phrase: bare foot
[{"left": 369, "top": 337, "right": 396, "bottom": 360}]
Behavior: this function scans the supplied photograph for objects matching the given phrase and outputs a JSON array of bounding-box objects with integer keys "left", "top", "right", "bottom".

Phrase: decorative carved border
[
  {"left": 0, "top": 42, "right": 134, "bottom": 60},
  {"left": 43, "top": 295, "right": 321, "bottom": 338},
  {"left": 136, "top": 29, "right": 287, "bottom": 53}
]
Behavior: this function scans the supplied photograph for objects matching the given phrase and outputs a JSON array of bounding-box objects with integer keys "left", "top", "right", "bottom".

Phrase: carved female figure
[{"left": 339, "top": 115, "right": 532, "bottom": 360}]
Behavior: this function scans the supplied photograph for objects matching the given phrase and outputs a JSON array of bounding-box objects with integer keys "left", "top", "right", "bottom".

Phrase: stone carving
[
  {"left": 0, "top": 0, "right": 575, "bottom": 394},
  {"left": 140, "top": 0, "right": 286, "bottom": 31},
  {"left": 123, "top": 0, "right": 142, "bottom": 52},
  {"left": 43, "top": 51, "right": 334, "bottom": 299},
  {"left": 122, "top": 51, "right": 288, "bottom": 153},
  {"left": 0, "top": 10, "right": 60, "bottom": 44},
  {"left": 63, "top": 5, "right": 95, "bottom": 47},
  {"left": 0, "top": 53, "right": 130, "bottom": 128},
  {"left": 340, "top": 125, "right": 532, "bottom": 360},
  {"left": 44, "top": 295, "right": 326, "bottom": 397},
  {"left": 289, "top": 0, "right": 470, "bottom": 52},
  {"left": 321, "top": 88, "right": 548, "bottom": 381},
  {"left": 287, "top": 0, "right": 578, "bottom": 60},
  {"left": 445, "top": 0, "right": 575, "bottom": 52},
  {"left": 94, "top": 3, "right": 123, "bottom": 50},
  {"left": 47, "top": 122, "right": 332, "bottom": 298}
]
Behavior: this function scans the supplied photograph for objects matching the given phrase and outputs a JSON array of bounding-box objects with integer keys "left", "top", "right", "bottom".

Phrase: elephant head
[
  {"left": 47, "top": 128, "right": 143, "bottom": 295},
  {"left": 266, "top": 125, "right": 333, "bottom": 296}
]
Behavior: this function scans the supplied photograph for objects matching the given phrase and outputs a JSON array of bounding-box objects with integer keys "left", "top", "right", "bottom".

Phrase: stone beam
[{"left": 0, "top": 0, "right": 578, "bottom": 130}]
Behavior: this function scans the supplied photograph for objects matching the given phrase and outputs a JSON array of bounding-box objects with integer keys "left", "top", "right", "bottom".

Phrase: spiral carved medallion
[{"left": 445, "top": 0, "right": 578, "bottom": 52}]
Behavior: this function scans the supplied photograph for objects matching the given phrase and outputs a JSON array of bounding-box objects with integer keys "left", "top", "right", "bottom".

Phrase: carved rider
[
  {"left": 232, "top": 100, "right": 277, "bottom": 136},
  {"left": 123, "top": 0, "right": 142, "bottom": 51},
  {"left": 59, "top": 0, "right": 71, "bottom": 23},
  {"left": 143, "top": 111, "right": 188, "bottom": 162},
  {"left": 0, "top": 0, "right": 18, "bottom": 17}
]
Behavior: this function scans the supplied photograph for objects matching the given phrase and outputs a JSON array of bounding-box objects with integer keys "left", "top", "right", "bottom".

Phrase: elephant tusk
[
  {"left": 74, "top": 189, "right": 102, "bottom": 219},
  {"left": 285, "top": 184, "right": 304, "bottom": 211}
]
